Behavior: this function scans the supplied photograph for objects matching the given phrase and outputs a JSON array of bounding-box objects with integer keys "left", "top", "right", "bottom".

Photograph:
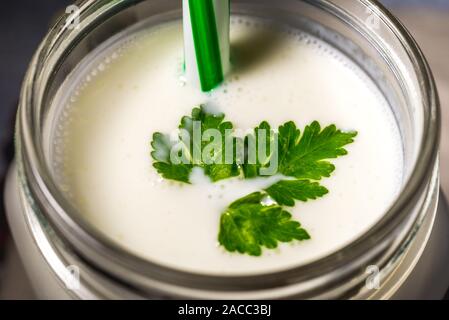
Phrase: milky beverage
[{"left": 49, "top": 17, "right": 404, "bottom": 275}]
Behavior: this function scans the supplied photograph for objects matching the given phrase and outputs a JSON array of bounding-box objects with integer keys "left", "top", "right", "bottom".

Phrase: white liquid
[{"left": 50, "top": 17, "right": 404, "bottom": 275}]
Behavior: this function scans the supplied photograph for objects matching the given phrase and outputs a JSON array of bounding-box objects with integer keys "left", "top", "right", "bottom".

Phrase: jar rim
[{"left": 17, "top": 0, "right": 441, "bottom": 298}]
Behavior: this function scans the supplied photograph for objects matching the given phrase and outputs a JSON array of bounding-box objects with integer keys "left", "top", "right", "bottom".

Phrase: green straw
[{"left": 183, "top": 0, "right": 230, "bottom": 92}]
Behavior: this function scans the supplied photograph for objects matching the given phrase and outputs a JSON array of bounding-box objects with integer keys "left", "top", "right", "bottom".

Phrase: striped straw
[{"left": 183, "top": 0, "right": 230, "bottom": 92}]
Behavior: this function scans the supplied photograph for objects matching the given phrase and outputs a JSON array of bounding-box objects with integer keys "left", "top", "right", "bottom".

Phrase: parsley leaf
[
  {"left": 151, "top": 132, "right": 193, "bottom": 183},
  {"left": 218, "top": 192, "right": 310, "bottom": 256},
  {"left": 265, "top": 180, "right": 329, "bottom": 207},
  {"left": 151, "top": 106, "right": 240, "bottom": 183},
  {"left": 242, "top": 121, "right": 277, "bottom": 178},
  {"left": 278, "top": 121, "right": 357, "bottom": 180},
  {"left": 179, "top": 106, "right": 240, "bottom": 182},
  {"left": 240, "top": 121, "right": 356, "bottom": 180}
]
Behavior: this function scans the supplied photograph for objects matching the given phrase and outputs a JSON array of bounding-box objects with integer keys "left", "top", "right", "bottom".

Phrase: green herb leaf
[
  {"left": 219, "top": 192, "right": 310, "bottom": 256},
  {"left": 278, "top": 121, "right": 357, "bottom": 180},
  {"left": 265, "top": 180, "right": 329, "bottom": 207},
  {"left": 242, "top": 121, "right": 277, "bottom": 178},
  {"left": 152, "top": 162, "right": 192, "bottom": 184},
  {"left": 278, "top": 121, "right": 301, "bottom": 167},
  {"left": 151, "top": 106, "right": 240, "bottom": 183},
  {"left": 151, "top": 132, "right": 193, "bottom": 183},
  {"left": 184, "top": 107, "right": 240, "bottom": 182}
]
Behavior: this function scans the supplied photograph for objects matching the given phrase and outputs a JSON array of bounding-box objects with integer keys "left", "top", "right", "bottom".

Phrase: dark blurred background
[{"left": 0, "top": 0, "right": 448, "bottom": 299}]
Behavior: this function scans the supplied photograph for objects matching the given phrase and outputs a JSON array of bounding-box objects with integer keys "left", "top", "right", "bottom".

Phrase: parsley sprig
[
  {"left": 219, "top": 192, "right": 310, "bottom": 257},
  {"left": 151, "top": 106, "right": 239, "bottom": 183},
  {"left": 151, "top": 106, "right": 357, "bottom": 256}
]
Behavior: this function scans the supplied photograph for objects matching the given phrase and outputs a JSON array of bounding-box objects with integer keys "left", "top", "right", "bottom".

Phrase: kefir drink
[{"left": 49, "top": 17, "right": 404, "bottom": 275}]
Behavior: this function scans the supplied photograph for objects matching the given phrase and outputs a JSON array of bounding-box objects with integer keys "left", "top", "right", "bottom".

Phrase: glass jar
[{"left": 5, "top": 0, "right": 447, "bottom": 299}]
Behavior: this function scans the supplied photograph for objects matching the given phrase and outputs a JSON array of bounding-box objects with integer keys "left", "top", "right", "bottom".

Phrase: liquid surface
[{"left": 50, "top": 17, "right": 404, "bottom": 275}]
